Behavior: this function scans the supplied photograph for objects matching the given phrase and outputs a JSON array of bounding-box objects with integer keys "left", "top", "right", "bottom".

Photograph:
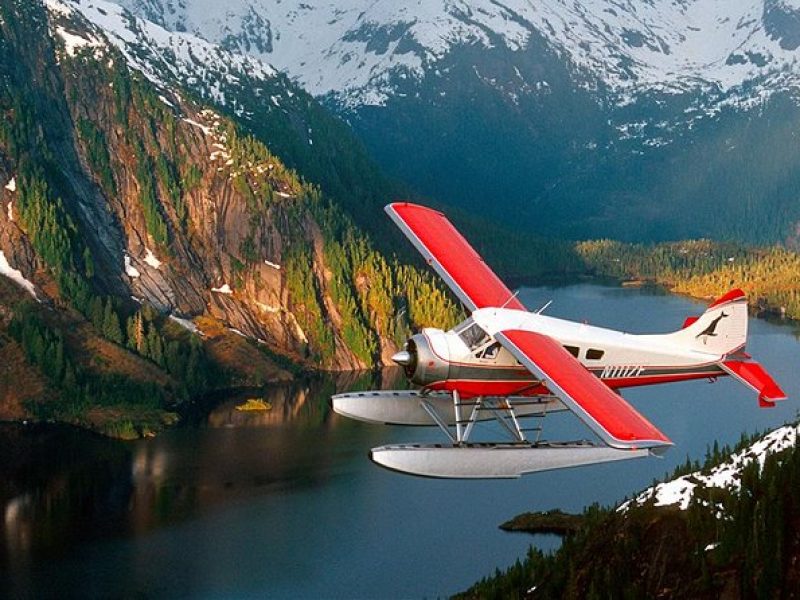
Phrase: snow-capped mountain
[
  {"left": 112, "top": 0, "right": 800, "bottom": 108},
  {"left": 46, "top": 0, "right": 290, "bottom": 117},
  {"left": 104, "top": 0, "right": 800, "bottom": 244},
  {"left": 0, "top": 0, "right": 426, "bottom": 378},
  {"left": 51, "top": 0, "right": 392, "bottom": 228}
]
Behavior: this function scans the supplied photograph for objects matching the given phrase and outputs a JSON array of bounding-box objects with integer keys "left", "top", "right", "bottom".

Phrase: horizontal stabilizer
[
  {"left": 682, "top": 316, "right": 699, "bottom": 329},
  {"left": 721, "top": 360, "right": 787, "bottom": 407}
]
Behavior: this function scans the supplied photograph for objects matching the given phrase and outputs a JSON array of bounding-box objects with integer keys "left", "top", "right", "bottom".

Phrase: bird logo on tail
[{"left": 695, "top": 312, "right": 729, "bottom": 344}]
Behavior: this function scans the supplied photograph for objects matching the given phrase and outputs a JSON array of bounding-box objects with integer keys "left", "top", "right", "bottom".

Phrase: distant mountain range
[{"left": 111, "top": 0, "right": 800, "bottom": 244}]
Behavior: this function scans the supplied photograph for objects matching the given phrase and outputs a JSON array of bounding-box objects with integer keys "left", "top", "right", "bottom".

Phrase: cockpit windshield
[{"left": 455, "top": 318, "right": 489, "bottom": 350}]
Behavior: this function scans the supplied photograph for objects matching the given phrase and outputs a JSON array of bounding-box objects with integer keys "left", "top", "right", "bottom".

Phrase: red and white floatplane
[{"left": 332, "top": 203, "right": 787, "bottom": 478}]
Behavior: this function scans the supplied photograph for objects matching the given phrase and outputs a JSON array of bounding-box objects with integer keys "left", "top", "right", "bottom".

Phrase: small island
[{"left": 499, "top": 509, "right": 584, "bottom": 536}]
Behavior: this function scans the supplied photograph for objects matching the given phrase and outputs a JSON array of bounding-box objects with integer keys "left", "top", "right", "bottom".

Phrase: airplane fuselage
[{"left": 399, "top": 308, "right": 728, "bottom": 399}]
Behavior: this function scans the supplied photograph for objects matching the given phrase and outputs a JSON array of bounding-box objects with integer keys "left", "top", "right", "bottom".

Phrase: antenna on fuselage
[
  {"left": 535, "top": 300, "right": 552, "bottom": 314},
  {"left": 500, "top": 290, "right": 521, "bottom": 309}
]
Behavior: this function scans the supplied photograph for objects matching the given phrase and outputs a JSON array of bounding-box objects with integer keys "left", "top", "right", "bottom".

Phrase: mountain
[
  {"left": 0, "top": 0, "right": 463, "bottom": 434},
  {"left": 113, "top": 0, "right": 800, "bottom": 244}
]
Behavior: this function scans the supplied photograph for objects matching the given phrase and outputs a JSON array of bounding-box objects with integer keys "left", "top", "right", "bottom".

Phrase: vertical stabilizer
[{"left": 669, "top": 289, "right": 748, "bottom": 355}]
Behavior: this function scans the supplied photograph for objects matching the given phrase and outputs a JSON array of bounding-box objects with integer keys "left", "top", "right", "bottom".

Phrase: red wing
[
  {"left": 386, "top": 202, "right": 526, "bottom": 312},
  {"left": 494, "top": 329, "right": 672, "bottom": 450}
]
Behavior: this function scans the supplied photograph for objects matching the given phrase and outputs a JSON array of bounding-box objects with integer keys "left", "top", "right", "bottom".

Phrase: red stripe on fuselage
[{"left": 426, "top": 370, "right": 725, "bottom": 398}]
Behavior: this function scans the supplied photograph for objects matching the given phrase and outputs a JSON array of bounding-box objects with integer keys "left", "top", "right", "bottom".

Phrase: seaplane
[{"left": 331, "top": 203, "right": 787, "bottom": 478}]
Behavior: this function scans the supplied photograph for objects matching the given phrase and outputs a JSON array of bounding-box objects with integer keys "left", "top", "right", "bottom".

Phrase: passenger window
[
  {"left": 563, "top": 345, "right": 579, "bottom": 358},
  {"left": 586, "top": 348, "right": 604, "bottom": 360}
]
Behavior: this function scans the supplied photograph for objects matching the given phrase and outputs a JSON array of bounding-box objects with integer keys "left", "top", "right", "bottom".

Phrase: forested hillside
[
  {"left": 0, "top": 0, "right": 464, "bottom": 435},
  {"left": 579, "top": 239, "right": 800, "bottom": 319},
  {"left": 459, "top": 425, "right": 800, "bottom": 599}
]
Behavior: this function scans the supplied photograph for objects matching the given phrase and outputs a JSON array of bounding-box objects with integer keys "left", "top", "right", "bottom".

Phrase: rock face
[{"left": 0, "top": 0, "right": 459, "bottom": 372}]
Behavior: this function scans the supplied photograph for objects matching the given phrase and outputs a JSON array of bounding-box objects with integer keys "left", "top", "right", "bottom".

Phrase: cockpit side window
[
  {"left": 456, "top": 319, "right": 489, "bottom": 350},
  {"left": 476, "top": 341, "right": 501, "bottom": 360}
]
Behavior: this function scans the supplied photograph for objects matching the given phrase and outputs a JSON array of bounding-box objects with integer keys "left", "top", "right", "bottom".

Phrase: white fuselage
[{"left": 413, "top": 308, "right": 726, "bottom": 397}]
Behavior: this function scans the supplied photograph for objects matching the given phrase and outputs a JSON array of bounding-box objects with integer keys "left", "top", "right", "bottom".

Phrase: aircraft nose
[{"left": 391, "top": 350, "right": 413, "bottom": 366}]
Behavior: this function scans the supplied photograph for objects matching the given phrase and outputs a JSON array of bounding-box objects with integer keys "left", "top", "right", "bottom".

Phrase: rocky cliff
[{"left": 0, "top": 0, "right": 460, "bottom": 433}]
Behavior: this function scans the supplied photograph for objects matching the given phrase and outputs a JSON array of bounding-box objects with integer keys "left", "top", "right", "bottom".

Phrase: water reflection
[
  {"left": 0, "top": 369, "right": 403, "bottom": 573},
  {"left": 2, "top": 285, "right": 798, "bottom": 598},
  {"left": 205, "top": 368, "right": 404, "bottom": 429},
  {"left": 0, "top": 424, "right": 132, "bottom": 572}
]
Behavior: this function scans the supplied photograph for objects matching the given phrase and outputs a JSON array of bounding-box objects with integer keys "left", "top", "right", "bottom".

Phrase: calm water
[{"left": 2, "top": 284, "right": 798, "bottom": 599}]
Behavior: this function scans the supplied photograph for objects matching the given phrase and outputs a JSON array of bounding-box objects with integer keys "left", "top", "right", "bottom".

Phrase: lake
[{"left": 2, "top": 284, "right": 798, "bottom": 598}]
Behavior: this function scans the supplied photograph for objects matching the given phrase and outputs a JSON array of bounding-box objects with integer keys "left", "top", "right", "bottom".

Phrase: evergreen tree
[{"left": 102, "top": 299, "right": 123, "bottom": 344}]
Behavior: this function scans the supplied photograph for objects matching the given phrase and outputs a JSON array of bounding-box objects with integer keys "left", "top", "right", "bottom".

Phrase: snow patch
[
  {"left": 124, "top": 255, "right": 140, "bottom": 278},
  {"left": 54, "top": 25, "right": 104, "bottom": 57},
  {"left": 183, "top": 118, "right": 212, "bottom": 136},
  {"left": 64, "top": 0, "right": 277, "bottom": 105},
  {"left": 264, "top": 259, "right": 281, "bottom": 270},
  {"left": 620, "top": 424, "right": 799, "bottom": 512},
  {"left": 143, "top": 248, "right": 162, "bottom": 269},
  {"left": 4, "top": 177, "right": 16, "bottom": 192},
  {"left": 169, "top": 314, "right": 200, "bottom": 334},
  {"left": 211, "top": 283, "right": 233, "bottom": 295},
  {"left": 7, "top": 202, "right": 13, "bottom": 222},
  {"left": 44, "top": 0, "right": 73, "bottom": 18},
  {"left": 256, "top": 301, "right": 280, "bottom": 314},
  {"left": 0, "top": 251, "right": 38, "bottom": 300}
]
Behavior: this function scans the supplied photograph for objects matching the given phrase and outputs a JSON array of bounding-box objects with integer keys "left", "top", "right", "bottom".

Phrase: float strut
[
  {"left": 462, "top": 396, "right": 481, "bottom": 442},
  {"left": 420, "top": 399, "right": 455, "bottom": 443},
  {"left": 453, "top": 390, "right": 464, "bottom": 443}
]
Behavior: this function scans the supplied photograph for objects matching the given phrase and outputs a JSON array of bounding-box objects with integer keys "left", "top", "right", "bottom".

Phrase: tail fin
[{"left": 670, "top": 289, "right": 748, "bottom": 355}]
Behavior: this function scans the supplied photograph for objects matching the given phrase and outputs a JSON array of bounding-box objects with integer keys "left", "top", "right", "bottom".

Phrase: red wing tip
[
  {"left": 708, "top": 288, "right": 746, "bottom": 308},
  {"left": 385, "top": 202, "right": 446, "bottom": 216},
  {"left": 614, "top": 438, "right": 673, "bottom": 450}
]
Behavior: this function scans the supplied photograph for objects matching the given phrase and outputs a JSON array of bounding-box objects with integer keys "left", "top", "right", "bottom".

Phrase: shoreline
[{"left": 6, "top": 278, "right": 793, "bottom": 441}]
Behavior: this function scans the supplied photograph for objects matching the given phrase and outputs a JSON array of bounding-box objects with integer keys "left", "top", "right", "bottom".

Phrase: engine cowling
[{"left": 391, "top": 329, "right": 450, "bottom": 386}]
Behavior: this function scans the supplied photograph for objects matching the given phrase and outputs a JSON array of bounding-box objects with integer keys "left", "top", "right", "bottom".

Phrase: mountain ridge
[{"left": 112, "top": 0, "right": 800, "bottom": 245}]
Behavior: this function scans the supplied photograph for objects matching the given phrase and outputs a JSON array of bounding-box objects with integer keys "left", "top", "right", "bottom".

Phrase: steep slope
[
  {"left": 113, "top": 0, "right": 800, "bottom": 244},
  {"left": 0, "top": 0, "right": 461, "bottom": 433},
  {"left": 58, "top": 0, "right": 405, "bottom": 242}
]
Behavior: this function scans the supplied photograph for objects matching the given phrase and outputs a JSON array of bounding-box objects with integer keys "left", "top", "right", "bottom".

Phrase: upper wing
[
  {"left": 494, "top": 329, "right": 673, "bottom": 450},
  {"left": 386, "top": 202, "right": 526, "bottom": 312}
]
